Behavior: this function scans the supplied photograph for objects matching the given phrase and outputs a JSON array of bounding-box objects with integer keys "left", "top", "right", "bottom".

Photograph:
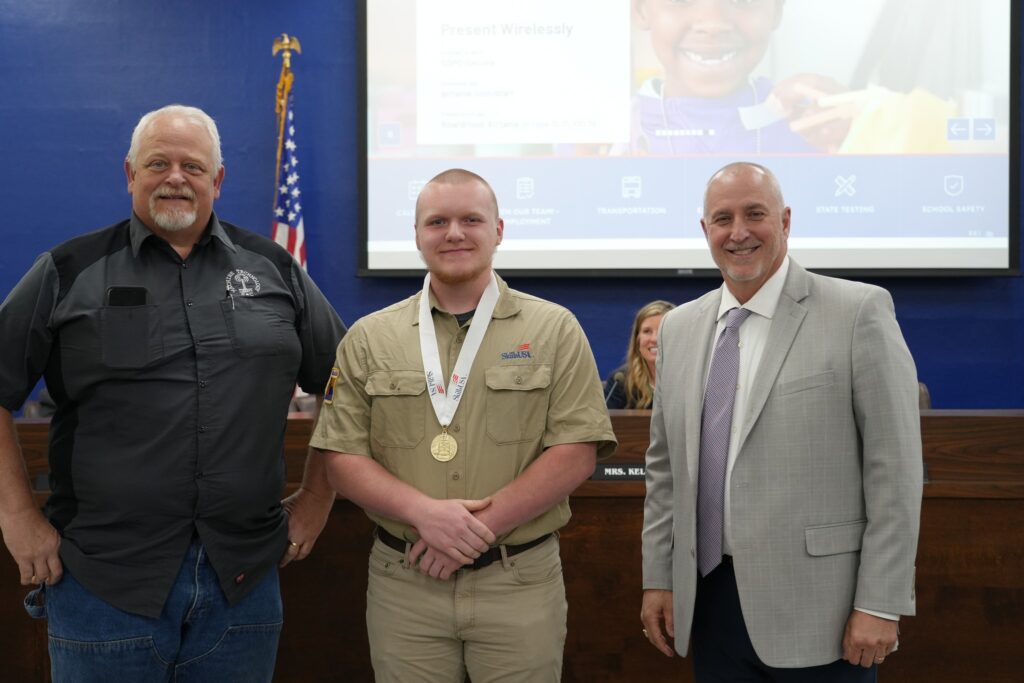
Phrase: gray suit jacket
[{"left": 642, "top": 261, "right": 922, "bottom": 667}]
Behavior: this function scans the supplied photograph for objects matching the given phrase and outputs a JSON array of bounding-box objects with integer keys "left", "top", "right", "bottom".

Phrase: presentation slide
[{"left": 364, "top": 0, "right": 1015, "bottom": 274}]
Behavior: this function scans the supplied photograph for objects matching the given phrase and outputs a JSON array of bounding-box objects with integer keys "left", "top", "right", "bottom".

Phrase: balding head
[{"left": 703, "top": 162, "right": 785, "bottom": 218}]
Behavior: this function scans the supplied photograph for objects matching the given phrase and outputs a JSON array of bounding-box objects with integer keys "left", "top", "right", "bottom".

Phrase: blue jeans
[{"left": 24, "top": 539, "right": 282, "bottom": 683}]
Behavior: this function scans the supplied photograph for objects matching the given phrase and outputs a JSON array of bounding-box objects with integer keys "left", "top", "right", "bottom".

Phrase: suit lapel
[
  {"left": 686, "top": 291, "right": 721, "bottom": 482},
  {"left": 736, "top": 263, "right": 811, "bottom": 453}
]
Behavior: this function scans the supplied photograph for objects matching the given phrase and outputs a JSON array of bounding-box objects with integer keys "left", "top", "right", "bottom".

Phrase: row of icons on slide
[
  {"left": 404, "top": 174, "right": 972, "bottom": 202},
  {"left": 832, "top": 175, "right": 968, "bottom": 198},
  {"left": 405, "top": 176, "right": 646, "bottom": 200}
]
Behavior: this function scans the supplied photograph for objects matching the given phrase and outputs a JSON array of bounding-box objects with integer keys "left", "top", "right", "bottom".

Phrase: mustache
[{"left": 153, "top": 186, "right": 196, "bottom": 200}]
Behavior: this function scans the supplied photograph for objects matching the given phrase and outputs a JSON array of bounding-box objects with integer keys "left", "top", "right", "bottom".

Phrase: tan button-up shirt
[{"left": 311, "top": 274, "right": 616, "bottom": 545}]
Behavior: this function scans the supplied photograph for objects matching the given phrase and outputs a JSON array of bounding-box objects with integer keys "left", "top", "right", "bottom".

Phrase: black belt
[{"left": 375, "top": 527, "right": 551, "bottom": 571}]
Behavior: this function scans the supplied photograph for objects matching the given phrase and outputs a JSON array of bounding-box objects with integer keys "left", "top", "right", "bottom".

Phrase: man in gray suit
[{"left": 640, "top": 162, "right": 922, "bottom": 681}]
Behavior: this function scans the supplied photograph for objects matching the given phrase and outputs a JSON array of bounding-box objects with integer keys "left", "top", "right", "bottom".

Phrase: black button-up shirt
[{"left": 0, "top": 214, "right": 345, "bottom": 617}]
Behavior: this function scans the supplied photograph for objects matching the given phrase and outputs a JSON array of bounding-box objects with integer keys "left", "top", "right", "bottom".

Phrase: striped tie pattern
[{"left": 697, "top": 307, "right": 753, "bottom": 577}]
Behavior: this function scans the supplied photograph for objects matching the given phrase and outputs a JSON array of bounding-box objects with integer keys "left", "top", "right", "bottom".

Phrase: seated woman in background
[{"left": 604, "top": 300, "right": 675, "bottom": 409}]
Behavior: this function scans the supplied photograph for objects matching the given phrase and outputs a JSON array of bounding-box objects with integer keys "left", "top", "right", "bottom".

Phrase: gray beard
[{"left": 151, "top": 205, "right": 197, "bottom": 232}]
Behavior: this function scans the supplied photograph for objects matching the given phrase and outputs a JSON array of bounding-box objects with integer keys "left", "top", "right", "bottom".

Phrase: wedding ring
[{"left": 289, "top": 540, "right": 299, "bottom": 547}]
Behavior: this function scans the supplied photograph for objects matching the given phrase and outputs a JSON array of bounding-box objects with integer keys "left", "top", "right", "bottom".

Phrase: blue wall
[{"left": 1, "top": 0, "right": 1021, "bottom": 408}]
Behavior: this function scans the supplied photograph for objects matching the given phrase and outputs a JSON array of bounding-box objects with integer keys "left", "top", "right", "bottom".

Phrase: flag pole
[{"left": 272, "top": 33, "right": 301, "bottom": 208}]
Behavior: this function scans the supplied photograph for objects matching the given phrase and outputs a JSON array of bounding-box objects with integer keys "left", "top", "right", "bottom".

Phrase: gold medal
[{"left": 430, "top": 428, "right": 458, "bottom": 462}]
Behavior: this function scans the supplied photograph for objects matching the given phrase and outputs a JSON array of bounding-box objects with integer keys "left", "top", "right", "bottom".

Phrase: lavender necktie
[{"left": 697, "top": 307, "right": 752, "bottom": 577}]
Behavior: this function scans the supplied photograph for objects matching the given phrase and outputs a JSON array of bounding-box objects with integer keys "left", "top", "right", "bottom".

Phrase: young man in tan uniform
[{"left": 311, "top": 169, "right": 616, "bottom": 682}]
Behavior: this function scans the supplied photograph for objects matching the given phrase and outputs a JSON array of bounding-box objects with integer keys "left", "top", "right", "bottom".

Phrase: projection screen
[{"left": 361, "top": 0, "right": 1019, "bottom": 276}]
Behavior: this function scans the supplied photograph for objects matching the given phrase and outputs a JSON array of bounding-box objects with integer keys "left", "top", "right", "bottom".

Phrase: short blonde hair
[{"left": 415, "top": 168, "right": 499, "bottom": 223}]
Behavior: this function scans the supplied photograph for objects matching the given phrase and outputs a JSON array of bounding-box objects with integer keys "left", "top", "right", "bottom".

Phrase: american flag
[{"left": 272, "top": 95, "right": 306, "bottom": 269}]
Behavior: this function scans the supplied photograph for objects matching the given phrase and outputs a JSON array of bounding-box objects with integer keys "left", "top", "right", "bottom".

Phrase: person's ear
[
  {"left": 212, "top": 166, "right": 225, "bottom": 199},
  {"left": 124, "top": 160, "right": 136, "bottom": 193}
]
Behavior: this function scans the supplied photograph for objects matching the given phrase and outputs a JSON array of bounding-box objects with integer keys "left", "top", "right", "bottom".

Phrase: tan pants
[{"left": 366, "top": 535, "right": 567, "bottom": 682}]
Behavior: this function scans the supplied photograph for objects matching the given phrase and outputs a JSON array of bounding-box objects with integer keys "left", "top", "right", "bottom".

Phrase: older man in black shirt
[{"left": 0, "top": 104, "right": 345, "bottom": 681}]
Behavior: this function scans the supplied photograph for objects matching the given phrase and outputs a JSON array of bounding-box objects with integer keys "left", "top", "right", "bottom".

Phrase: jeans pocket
[
  {"left": 368, "top": 541, "right": 403, "bottom": 577},
  {"left": 174, "top": 624, "right": 282, "bottom": 683},
  {"left": 24, "top": 585, "right": 46, "bottom": 619},
  {"left": 509, "top": 539, "right": 562, "bottom": 586},
  {"left": 48, "top": 635, "right": 169, "bottom": 682}
]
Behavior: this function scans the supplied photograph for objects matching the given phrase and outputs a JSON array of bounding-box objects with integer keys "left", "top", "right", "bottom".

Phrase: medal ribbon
[{"left": 418, "top": 272, "right": 499, "bottom": 429}]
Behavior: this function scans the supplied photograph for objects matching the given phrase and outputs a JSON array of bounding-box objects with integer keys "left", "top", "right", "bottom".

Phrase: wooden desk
[{"left": 4, "top": 411, "right": 1023, "bottom": 682}]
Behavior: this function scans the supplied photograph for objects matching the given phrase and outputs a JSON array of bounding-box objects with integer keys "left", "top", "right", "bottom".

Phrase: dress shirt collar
[{"left": 716, "top": 255, "right": 791, "bottom": 323}]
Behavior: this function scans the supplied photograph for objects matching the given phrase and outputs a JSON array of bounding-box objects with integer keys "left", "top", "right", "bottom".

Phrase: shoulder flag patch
[{"left": 323, "top": 367, "right": 340, "bottom": 405}]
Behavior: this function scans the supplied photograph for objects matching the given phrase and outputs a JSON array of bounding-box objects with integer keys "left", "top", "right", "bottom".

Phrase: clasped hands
[{"left": 408, "top": 497, "right": 496, "bottom": 580}]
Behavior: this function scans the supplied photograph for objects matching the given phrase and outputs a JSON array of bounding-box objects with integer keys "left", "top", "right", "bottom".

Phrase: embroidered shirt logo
[
  {"left": 500, "top": 343, "right": 532, "bottom": 360},
  {"left": 225, "top": 270, "right": 261, "bottom": 296}
]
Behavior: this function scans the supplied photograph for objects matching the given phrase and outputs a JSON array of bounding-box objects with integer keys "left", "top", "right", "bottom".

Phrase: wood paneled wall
[{"left": 2, "top": 411, "right": 1022, "bottom": 682}]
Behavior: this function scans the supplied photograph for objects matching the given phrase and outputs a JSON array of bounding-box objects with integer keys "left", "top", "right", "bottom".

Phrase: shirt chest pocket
[
  {"left": 485, "top": 364, "right": 552, "bottom": 444},
  {"left": 365, "top": 370, "right": 426, "bottom": 449},
  {"left": 220, "top": 298, "right": 288, "bottom": 357},
  {"left": 99, "top": 305, "right": 164, "bottom": 369}
]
